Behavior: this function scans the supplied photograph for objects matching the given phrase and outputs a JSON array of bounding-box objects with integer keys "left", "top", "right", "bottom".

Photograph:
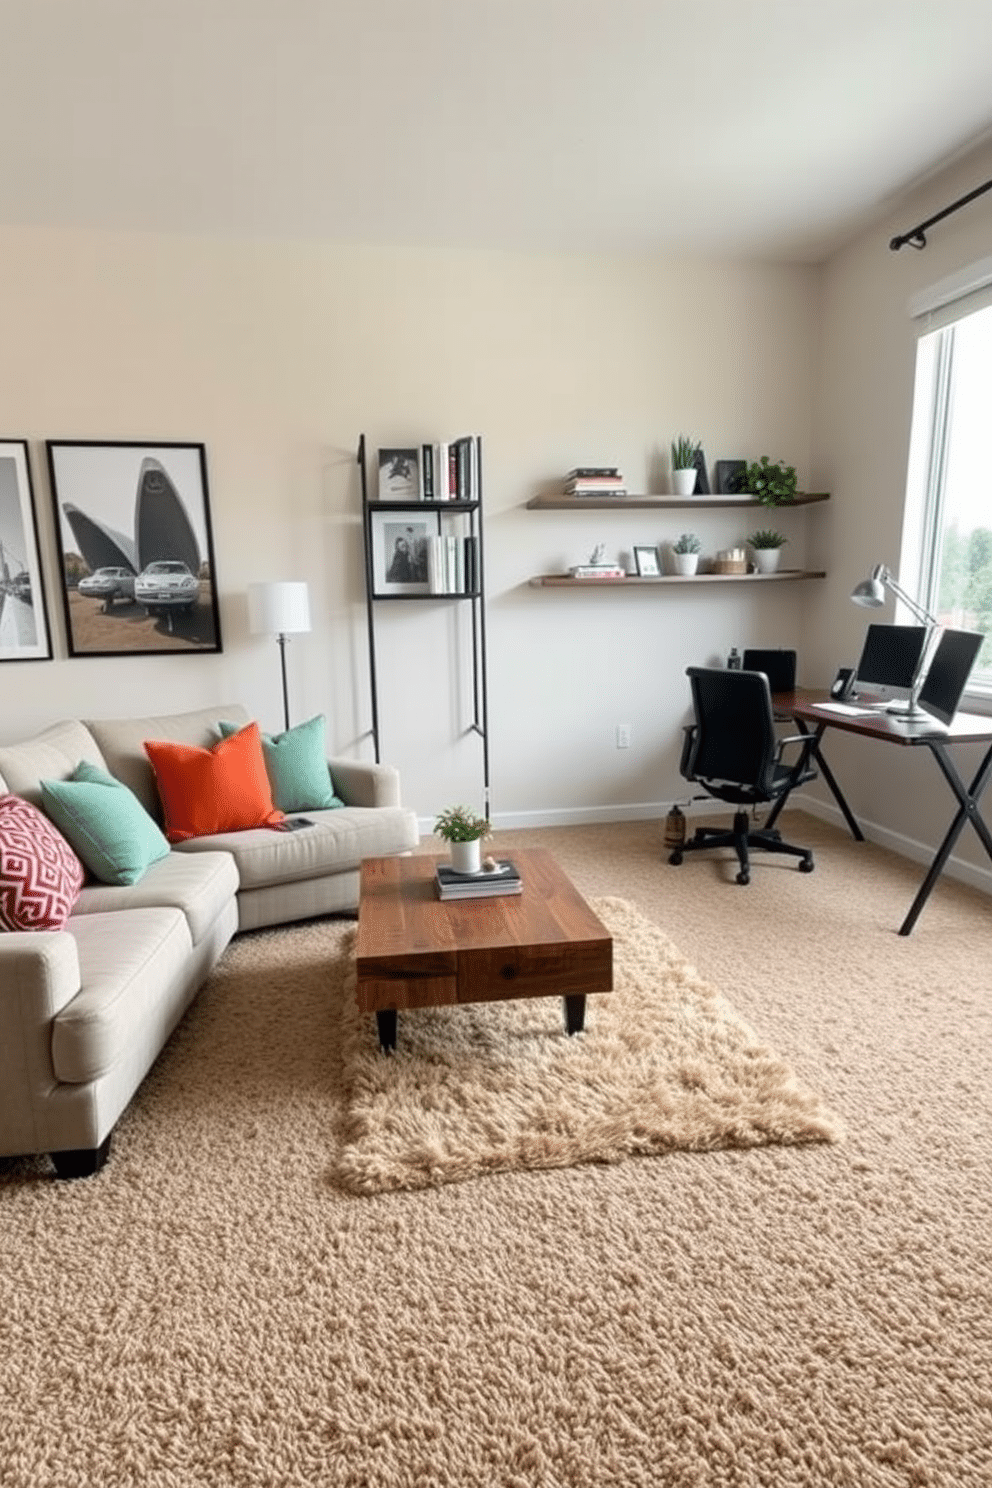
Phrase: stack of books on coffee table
[{"left": 435, "top": 859, "right": 522, "bottom": 900}]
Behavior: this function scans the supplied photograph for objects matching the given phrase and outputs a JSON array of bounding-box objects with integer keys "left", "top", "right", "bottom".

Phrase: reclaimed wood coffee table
[{"left": 355, "top": 847, "right": 613, "bottom": 1052}]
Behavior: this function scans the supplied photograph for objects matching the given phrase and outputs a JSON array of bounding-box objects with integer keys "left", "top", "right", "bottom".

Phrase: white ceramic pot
[
  {"left": 751, "top": 548, "right": 782, "bottom": 574},
  {"left": 671, "top": 468, "right": 698, "bottom": 497},
  {"left": 673, "top": 552, "right": 699, "bottom": 576},
  {"left": 450, "top": 837, "right": 482, "bottom": 874}
]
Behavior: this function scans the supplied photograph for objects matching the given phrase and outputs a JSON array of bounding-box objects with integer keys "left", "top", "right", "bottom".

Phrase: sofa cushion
[
  {"left": 72, "top": 849, "right": 239, "bottom": 947},
  {"left": 85, "top": 704, "right": 250, "bottom": 819},
  {"left": 173, "top": 804, "right": 419, "bottom": 891},
  {"left": 0, "top": 796, "right": 85, "bottom": 932},
  {"left": 39, "top": 761, "right": 171, "bottom": 887},
  {"left": 144, "top": 723, "right": 284, "bottom": 842},
  {"left": 216, "top": 714, "right": 345, "bottom": 813},
  {"left": 0, "top": 720, "right": 108, "bottom": 807},
  {"left": 51, "top": 907, "right": 192, "bottom": 1083}
]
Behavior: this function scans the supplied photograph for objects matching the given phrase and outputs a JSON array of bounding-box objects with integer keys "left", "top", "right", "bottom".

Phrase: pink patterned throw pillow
[{"left": 0, "top": 794, "right": 85, "bottom": 932}]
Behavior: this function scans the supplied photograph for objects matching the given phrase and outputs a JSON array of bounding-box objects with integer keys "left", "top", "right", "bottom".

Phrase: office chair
[{"left": 669, "top": 667, "right": 817, "bottom": 885}]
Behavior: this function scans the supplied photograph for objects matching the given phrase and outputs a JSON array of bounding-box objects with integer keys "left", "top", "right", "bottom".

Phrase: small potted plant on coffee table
[
  {"left": 433, "top": 805, "right": 492, "bottom": 874},
  {"left": 746, "top": 528, "right": 788, "bottom": 574},
  {"left": 671, "top": 532, "right": 702, "bottom": 575}
]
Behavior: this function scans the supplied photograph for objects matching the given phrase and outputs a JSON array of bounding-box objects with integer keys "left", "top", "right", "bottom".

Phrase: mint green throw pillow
[
  {"left": 40, "top": 760, "right": 171, "bottom": 887},
  {"left": 217, "top": 715, "right": 344, "bottom": 813}
]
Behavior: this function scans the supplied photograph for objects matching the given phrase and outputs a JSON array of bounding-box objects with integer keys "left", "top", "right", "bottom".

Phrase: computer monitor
[
  {"left": 916, "top": 628, "right": 984, "bottom": 726},
  {"left": 854, "top": 623, "right": 928, "bottom": 701}
]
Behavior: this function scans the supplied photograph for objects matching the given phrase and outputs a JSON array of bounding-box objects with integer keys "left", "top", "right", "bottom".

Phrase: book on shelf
[
  {"left": 436, "top": 858, "right": 522, "bottom": 899},
  {"left": 426, "top": 532, "right": 477, "bottom": 594},
  {"left": 567, "top": 466, "right": 620, "bottom": 479},
  {"left": 563, "top": 478, "right": 627, "bottom": 496},
  {"left": 377, "top": 447, "right": 420, "bottom": 500},
  {"left": 570, "top": 564, "right": 627, "bottom": 579}
]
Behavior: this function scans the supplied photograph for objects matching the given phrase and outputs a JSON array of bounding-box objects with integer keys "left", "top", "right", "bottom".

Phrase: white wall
[
  {"left": 811, "top": 135, "right": 992, "bottom": 880},
  {"left": 0, "top": 226, "right": 821, "bottom": 825}
]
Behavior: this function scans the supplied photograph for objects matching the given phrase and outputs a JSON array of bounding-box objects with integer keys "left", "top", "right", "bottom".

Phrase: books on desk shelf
[
  {"left": 563, "top": 466, "right": 626, "bottom": 497},
  {"left": 436, "top": 859, "right": 523, "bottom": 899},
  {"left": 570, "top": 564, "right": 627, "bottom": 579}
]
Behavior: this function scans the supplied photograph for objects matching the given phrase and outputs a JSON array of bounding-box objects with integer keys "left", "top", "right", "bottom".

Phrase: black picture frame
[
  {"left": 692, "top": 449, "right": 710, "bottom": 495},
  {"left": 633, "top": 545, "right": 661, "bottom": 577},
  {"left": 715, "top": 459, "right": 748, "bottom": 495},
  {"left": 46, "top": 440, "right": 223, "bottom": 658},
  {"left": 370, "top": 510, "right": 433, "bottom": 595},
  {"left": 0, "top": 439, "right": 53, "bottom": 662}
]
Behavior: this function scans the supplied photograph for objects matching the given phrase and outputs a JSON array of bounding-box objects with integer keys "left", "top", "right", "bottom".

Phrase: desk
[{"left": 770, "top": 688, "right": 992, "bottom": 935}]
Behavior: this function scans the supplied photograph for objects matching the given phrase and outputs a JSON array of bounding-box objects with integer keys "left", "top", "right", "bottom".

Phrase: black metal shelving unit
[{"left": 357, "top": 434, "right": 491, "bottom": 818}]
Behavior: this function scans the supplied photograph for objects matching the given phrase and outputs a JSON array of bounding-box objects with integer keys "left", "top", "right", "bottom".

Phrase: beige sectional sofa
[{"left": 0, "top": 704, "right": 419, "bottom": 1177}]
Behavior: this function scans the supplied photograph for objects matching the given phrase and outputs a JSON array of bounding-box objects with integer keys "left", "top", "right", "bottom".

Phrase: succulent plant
[
  {"left": 746, "top": 529, "right": 788, "bottom": 549},
  {"left": 433, "top": 805, "right": 492, "bottom": 843},
  {"left": 671, "top": 436, "right": 701, "bottom": 470},
  {"left": 672, "top": 532, "right": 702, "bottom": 555}
]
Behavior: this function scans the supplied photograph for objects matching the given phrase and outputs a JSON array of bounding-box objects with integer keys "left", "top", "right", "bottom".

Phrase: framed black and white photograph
[
  {"left": 46, "top": 440, "right": 223, "bottom": 658},
  {"left": 633, "top": 545, "right": 662, "bottom": 577},
  {"left": 0, "top": 440, "right": 52, "bottom": 662},
  {"left": 715, "top": 459, "right": 748, "bottom": 495},
  {"left": 370, "top": 512, "right": 432, "bottom": 595},
  {"left": 377, "top": 447, "right": 420, "bottom": 501}
]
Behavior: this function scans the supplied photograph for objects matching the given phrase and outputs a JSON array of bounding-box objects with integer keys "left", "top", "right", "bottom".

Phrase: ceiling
[{"left": 2, "top": 0, "right": 992, "bottom": 262}]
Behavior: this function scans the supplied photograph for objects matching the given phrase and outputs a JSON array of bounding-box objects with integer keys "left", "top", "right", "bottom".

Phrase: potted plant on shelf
[
  {"left": 670, "top": 435, "right": 701, "bottom": 497},
  {"left": 747, "top": 528, "right": 788, "bottom": 574},
  {"left": 671, "top": 532, "right": 702, "bottom": 576},
  {"left": 433, "top": 804, "right": 492, "bottom": 874},
  {"left": 744, "top": 456, "right": 798, "bottom": 506}
]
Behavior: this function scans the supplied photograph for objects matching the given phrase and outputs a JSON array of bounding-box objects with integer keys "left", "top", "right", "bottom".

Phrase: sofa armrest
[
  {"left": 328, "top": 757, "right": 401, "bottom": 809},
  {"left": 0, "top": 933, "right": 82, "bottom": 1155}
]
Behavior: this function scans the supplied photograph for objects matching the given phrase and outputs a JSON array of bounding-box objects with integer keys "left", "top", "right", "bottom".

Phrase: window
[{"left": 903, "top": 279, "right": 992, "bottom": 701}]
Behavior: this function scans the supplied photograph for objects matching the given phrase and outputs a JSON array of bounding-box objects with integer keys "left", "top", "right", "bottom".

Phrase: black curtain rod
[{"left": 890, "top": 176, "right": 992, "bottom": 251}]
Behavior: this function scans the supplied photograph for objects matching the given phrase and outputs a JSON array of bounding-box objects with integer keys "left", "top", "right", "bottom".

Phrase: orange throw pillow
[{"left": 144, "top": 722, "right": 285, "bottom": 842}]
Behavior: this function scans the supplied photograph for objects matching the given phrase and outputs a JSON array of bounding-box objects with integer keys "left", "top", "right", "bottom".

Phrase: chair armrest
[
  {"left": 775, "top": 733, "right": 814, "bottom": 758},
  {"left": 327, "top": 757, "right": 402, "bottom": 809},
  {"left": 678, "top": 724, "right": 698, "bottom": 779}
]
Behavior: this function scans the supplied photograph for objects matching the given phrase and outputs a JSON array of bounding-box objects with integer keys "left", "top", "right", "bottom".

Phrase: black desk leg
[
  {"left": 376, "top": 1010, "right": 397, "bottom": 1053},
  {"left": 766, "top": 721, "right": 865, "bottom": 842},
  {"left": 899, "top": 741, "right": 992, "bottom": 936}
]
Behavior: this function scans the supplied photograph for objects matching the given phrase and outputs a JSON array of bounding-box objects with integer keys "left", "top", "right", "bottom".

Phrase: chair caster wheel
[
  {"left": 799, "top": 858, "right": 815, "bottom": 873},
  {"left": 668, "top": 851, "right": 683, "bottom": 866},
  {"left": 736, "top": 870, "right": 750, "bottom": 885}
]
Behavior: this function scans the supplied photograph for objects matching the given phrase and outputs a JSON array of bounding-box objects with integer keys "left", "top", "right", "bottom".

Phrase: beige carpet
[
  {"left": 334, "top": 896, "right": 840, "bottom": 1194},
  {"left": 2, "top": 813, "right": 992, "bottom": 1487}
]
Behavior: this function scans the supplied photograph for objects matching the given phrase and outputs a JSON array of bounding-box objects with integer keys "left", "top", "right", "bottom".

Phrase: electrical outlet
[{"left": 616, "top": 724, "right": 631, "bottom": 749}]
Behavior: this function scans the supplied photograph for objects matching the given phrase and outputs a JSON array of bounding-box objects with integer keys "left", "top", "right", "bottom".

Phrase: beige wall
[
  {"left": 1, "top": 227, "right": 820, "bottom": 826},
  {"left": 811, "top": 135, "right": 992, "bottom": 883}
]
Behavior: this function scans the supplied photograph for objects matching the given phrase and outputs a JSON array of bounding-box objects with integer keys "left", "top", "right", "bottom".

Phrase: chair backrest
[{"left": 683, "top": 667, "right": 778, "bottom": 792}]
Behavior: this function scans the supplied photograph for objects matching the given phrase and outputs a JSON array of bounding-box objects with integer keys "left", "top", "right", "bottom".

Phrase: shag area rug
[{"left": 332, "top": 896, "right": 842, "bottom": 1193}]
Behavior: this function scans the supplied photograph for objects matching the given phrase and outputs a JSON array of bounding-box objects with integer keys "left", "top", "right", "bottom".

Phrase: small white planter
[
  {"left": 449, "top": 838, "right": 482, "bottom": 874},
  {"left": 751, "top": 548, "right": 783, "bottom": 574},
  {"left": 672, "top": 552, "right": 699, "bottom": 576},
  {"left": 671, "top": 468, "right": 698, "bottom": 497}
]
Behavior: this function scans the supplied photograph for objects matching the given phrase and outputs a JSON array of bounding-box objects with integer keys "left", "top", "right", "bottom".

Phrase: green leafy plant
[
  {"left": 672, "top": 532, "right": 702, "bottom": 554},
  {"left": 745, "top": 456, "right": 798, "bottom": 506},
  {"left": 433, "top": 805, "right": 492, "bottom": 843},
  {"left": 746, "top": 529, "right": 788, "bottom": 549},
  {"left": 670, "top": 435, "right": 701, "bottom": 470}
]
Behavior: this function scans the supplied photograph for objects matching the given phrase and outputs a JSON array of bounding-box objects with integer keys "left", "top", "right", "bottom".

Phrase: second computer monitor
[
  {"left": 917, "top": 628, "right": 984, "bottom": 726},
  {"left": 855, "top": 623, "right": 928, "bottom": 698}
]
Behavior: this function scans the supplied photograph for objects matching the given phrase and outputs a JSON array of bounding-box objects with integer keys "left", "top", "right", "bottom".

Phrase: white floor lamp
[{"left": 248, "top": 581, "right": 311, "bottom": 733}]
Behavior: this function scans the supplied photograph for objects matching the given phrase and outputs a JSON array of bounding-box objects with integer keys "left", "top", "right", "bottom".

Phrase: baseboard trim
[{"left": 415, "top": 792, "right": 992, "bottom": 900}]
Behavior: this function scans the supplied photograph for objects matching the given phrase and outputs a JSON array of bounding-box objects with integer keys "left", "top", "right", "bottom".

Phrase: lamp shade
[{"left": 248, "top": 581, "right": 311, "bottom": 636}]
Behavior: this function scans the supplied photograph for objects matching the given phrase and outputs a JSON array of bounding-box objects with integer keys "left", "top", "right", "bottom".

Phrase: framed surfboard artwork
[{"left": 46, "top": 441, "right": 222, "bottom": 657}]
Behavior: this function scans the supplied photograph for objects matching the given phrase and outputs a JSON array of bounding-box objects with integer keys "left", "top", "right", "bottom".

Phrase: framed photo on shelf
[
  {"left": 46, "top": 440, "right": 223, "bottom": 658},
  {"left": 715, "top": 459, "right": 748, "bottom": 495},
  {"left": 370, "top": 511, "right": 432, "bottom": 595},
  {"left": 377, "top": 447, "right": 420, "bottom": 501},
  {"left": 0, "top": 439, "right": 52, "bottom": 662},
  {"left": 633, "top": 545, "right": 662, "bottom": 577}
]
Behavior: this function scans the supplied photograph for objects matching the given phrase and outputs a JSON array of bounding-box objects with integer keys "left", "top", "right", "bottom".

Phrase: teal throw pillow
[
  {"left": 39, "top": 760, "right": 171, "bottom": 887},
  {"left": 217, "top": 714, "right": 344, "bottom": 814}
]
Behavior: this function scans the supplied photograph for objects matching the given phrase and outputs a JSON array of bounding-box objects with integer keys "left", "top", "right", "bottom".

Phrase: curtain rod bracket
[{"left": 890, "top": 178, "right": 992, "bottom": 252}]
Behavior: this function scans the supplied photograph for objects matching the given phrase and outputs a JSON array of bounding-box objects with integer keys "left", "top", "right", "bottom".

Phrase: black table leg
[
  {"left": 899, "top": 741, "right": 992, "bottom": 935},
  {"left": 766, "top": 720, "right": 865, "bottom": 841},
  {"left": 376, "top": 1009, "right": 397, "bottom": 1053},
  {"left": 563, "top": 995, "right": 586, "bottom": 1035}
]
